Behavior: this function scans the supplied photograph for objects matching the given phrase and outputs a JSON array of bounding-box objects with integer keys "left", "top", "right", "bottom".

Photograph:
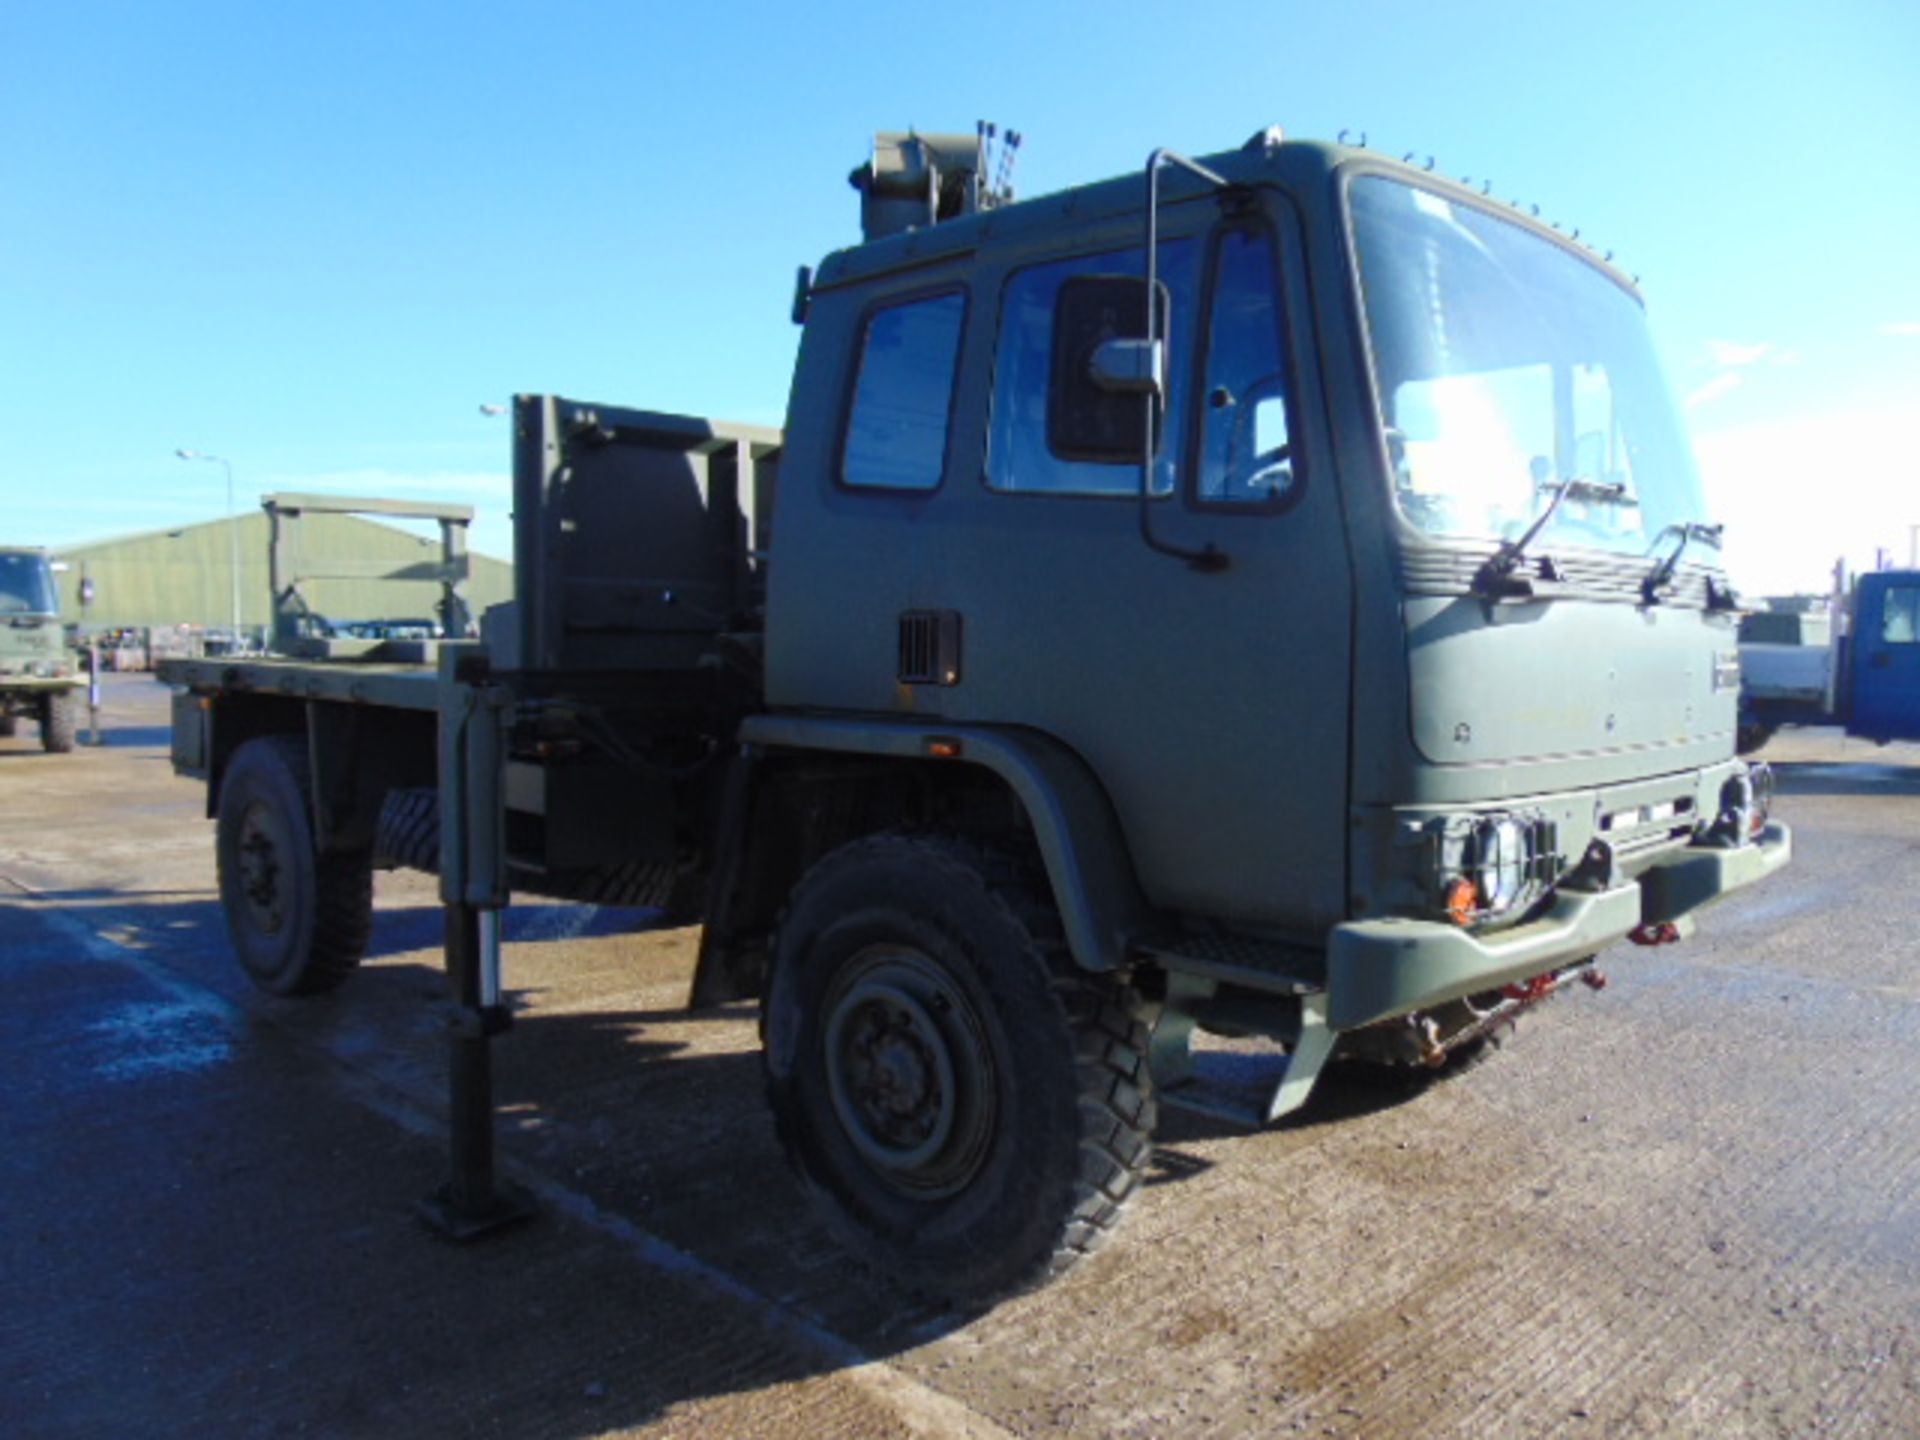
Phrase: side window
[
  {"left": 1881, "top": 585, "right": 1920, "bottom": 645},
  {"left": 842, "top": 292, "right": 965, "bottom": 491},
  {"left": 1197, "top": 227, "right": 1296, "bottom": 505},
  {"left": 987, "top": 240, "right": 1194, "bottom": 496}
]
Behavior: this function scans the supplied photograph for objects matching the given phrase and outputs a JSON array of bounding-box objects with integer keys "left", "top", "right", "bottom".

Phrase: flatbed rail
[{"left": 157, "top": 654, "right": 443, "bottom": 711}]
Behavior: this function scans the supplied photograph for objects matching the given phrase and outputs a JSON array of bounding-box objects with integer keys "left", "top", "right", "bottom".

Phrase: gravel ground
[{"left": 1, "top": 675, "right": 1915, "bottom": 1438}]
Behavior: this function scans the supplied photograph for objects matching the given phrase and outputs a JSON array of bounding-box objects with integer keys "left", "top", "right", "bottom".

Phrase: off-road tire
[
  {"left": 40, "top": 690, "right": 78, "bottom": 753},
  {"left": 764, "top": 831, "right": 1155, "bottom": 1305},
  {"left": 373, "top": 786, "right": 441, "bottom": 873},
  {"left": 216, "top": 735, "right": 372, "bottom": 995},
  {"left": 375, "top": 785, "right": 680, "bottom": 908}
]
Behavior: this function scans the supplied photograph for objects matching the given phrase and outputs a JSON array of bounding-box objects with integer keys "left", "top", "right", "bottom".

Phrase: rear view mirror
[
  {"left": 1048, "top": 275, "right": 1168, "bottom": 462},
  {"left": 1089, "top": 337, "right": 1164, "bottom": 394}
]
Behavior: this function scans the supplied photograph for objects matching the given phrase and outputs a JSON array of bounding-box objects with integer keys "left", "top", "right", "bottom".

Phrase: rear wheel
[
  {"left": 374, "top": 784, "right": 683, "bottom": 909},
  {"left": 764, "top": 832, "right": 1155, "bottom": 1304},
  {"left": 216, "top": 735, "right": 372, "bottom": 994},
  {"left": 40, "top": 690, "right": 78, "bottom": 753}
]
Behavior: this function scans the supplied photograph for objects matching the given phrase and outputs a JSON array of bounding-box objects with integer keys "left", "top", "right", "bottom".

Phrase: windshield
[
  {"left": 0, "top": 553, "right": 59, "bottom": 615},
  {"left": 1350, "top": 176, "right": 1709, "bottom": 562}
]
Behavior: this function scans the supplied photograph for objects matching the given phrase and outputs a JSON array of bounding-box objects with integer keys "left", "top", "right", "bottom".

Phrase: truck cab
[
  {"left": 0, "top": 547, "right": 81, "bottom": 752},
  {"left": 747, "top": 131, "right": 1788, "bottom": 1185},
  {"left": 1845, "top": 571, "right": 1920, "bottom": 742}
]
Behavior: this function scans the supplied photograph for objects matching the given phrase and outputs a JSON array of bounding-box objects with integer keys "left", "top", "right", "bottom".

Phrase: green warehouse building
[{"left": 52, "top": 508, "right": 513, "bottom": 640}]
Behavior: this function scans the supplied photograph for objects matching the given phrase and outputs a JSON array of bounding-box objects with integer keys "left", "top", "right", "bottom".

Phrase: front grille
[{"left": 1398, "top": 542, "right": 1718, "bottom": 608}]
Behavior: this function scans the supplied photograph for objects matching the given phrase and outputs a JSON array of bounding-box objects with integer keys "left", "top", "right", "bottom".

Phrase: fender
[{"left": 737, "top": 714, "right": 1149, "bottom": 973}]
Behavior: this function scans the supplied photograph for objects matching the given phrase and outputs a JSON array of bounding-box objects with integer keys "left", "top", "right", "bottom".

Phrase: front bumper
[
  {"left": 1326, "top": 821, "right": 1792, "bottom": 1030},
  {"left": 0, "top": 675, "right": 82, "bottom": 698}
]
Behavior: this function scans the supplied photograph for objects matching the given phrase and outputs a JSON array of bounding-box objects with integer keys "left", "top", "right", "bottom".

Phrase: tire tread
[{"left": 766, "top": 829, "right": 1156, "bottom": 1301}]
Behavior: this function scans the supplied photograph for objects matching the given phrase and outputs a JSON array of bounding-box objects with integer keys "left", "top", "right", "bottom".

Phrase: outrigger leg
[{"left": 417, "top": 645, "right": 537, "bottom": 1239}]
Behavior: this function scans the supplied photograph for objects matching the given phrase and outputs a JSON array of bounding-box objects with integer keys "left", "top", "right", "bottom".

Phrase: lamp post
[{"left": 175, "top": 448, "right": 242, "bottom": 648}]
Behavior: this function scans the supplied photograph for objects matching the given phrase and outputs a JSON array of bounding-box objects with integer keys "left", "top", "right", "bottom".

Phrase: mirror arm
[{"left": 1138, "top": 148, "right": 1232, "bottom": 575}]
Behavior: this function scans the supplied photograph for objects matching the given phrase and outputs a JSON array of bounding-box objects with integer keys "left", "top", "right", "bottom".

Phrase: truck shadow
[
  {"left": 96, "top": 723, "right": 174, "bottom": 748},
  {"left": 23, "top": 882, "right": 1447, "bottom": 1437},
  {"left": 361, "top": 902, "right": 673, "bottom": 961}
]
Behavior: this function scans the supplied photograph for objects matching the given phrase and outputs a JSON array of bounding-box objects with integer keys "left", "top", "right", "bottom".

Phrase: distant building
[{"left": 50, "top": 511, "right": 513, "bottom": 634}]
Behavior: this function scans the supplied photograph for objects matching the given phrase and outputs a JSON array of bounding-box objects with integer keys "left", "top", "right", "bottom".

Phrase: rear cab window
[{"left": 841, "top": 291, "right": 966, "bottom": 491}]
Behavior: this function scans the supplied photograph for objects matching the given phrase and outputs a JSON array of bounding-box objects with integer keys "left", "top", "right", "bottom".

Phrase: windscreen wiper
[
  {"left": 1475, "top": 476, "right": 1630, "bottom": 597},
  {"left": 1642, "top": 521, "right": 1725, "bottom": 602}
]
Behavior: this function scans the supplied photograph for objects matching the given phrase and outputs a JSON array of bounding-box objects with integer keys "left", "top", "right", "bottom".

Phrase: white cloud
[
  {"left": 1684, "top": 372, "right": 1743, "bottom": 411},
  {"left": 1881, "top": 322, "right": 1920, "bottom": 338},
  {"left": 1705, "top": 339, "right": 1774, "bottom": 369},
  {"left": 1691, "top": 402, "right": 1920, "bottom": 594}
]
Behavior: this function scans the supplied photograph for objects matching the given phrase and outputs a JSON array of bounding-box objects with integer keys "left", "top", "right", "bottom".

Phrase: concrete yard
[{"left": 2, "top": 675, "right": 1916, "bottom": 1438}]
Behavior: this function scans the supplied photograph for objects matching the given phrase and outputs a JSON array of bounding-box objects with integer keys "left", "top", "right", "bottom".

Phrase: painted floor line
[{"left": 32, "top": 898, "right": 1015, "bottom": 1440}]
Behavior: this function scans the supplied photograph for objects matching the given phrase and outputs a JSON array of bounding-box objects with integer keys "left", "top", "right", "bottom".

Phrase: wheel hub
[
  {"left": 822, "top": 948, "right": 994, "bottom": 1197},
  {"left": 235, "top": 803, "right": 288, "bottom": 934}
]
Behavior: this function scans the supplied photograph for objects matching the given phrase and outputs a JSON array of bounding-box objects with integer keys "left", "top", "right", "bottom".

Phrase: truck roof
[{"left": 813, "top": 134, "right": 1640, "bottom": 301}]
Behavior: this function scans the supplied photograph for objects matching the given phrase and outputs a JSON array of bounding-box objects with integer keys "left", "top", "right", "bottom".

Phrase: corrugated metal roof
[{"left": 51, "top": 513, "right": 513, "bottom": 631}]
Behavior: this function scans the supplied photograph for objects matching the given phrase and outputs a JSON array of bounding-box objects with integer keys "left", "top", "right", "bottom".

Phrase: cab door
[
  {"left": 943, "top": 203, "right": 1353, "bottom": 937},
  {"left": 1849, "top": 573, "right": 1920, "bottom": 742}
]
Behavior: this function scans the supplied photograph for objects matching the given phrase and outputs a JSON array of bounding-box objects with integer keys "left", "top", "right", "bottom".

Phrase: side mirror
[
  {"left": 1089, "top": 336, "right": 1164, "bottom": 394},
  {"left": 1048, "top": 275, "right": 1168, "bottom": 462}
]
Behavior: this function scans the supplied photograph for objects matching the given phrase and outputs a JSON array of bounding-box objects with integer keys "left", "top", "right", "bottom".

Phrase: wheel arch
[
  {"left": 203, "top": 694, "right": 436, "bottom": 854},
  {"left": 692, "top": 715, "right": 1148, "bottom": 1007}
]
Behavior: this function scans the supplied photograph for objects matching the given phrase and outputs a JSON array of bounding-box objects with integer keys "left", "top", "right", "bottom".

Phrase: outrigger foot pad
[{"left": 415, "top": 1178, "right": 539, "bottom": 1242}]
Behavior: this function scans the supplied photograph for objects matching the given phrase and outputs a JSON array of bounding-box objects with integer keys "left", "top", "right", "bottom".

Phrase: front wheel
[
  {"left": 764, "top": 832, "right": 1156, "bottom": 1304},
  {"left": 40, "top": 690, "right": 78, "bottom": 753},
  {"left": 215, "top": 735, "right": 372, "bottom": 994}
]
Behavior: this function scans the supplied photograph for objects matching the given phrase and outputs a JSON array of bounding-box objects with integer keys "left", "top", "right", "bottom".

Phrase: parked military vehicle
[
  {"left": 1738, "top": 571, "right": 1920, "bottom": 750},
  {"left": 161, "top": 127, "right": 1790, "bottom": 1302},
  {"left": 0, "top": 547, "right": 82, "bottom": 752}
]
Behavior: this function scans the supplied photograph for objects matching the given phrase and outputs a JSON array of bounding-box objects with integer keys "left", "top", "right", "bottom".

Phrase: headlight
[{"left": 1430, "top": 812, "right": 1560, "bottom": 925}]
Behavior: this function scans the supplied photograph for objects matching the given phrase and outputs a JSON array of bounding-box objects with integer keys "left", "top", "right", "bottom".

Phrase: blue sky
[{"left": 3, "top": 0, "right": 1916, "bottom": 593}]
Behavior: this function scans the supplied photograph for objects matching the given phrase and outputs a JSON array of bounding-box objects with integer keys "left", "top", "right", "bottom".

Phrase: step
[
  {"left": 1149, "top": 989, "right": 1335, "bottom": 1127},
  {"left": 1134, "top": 930, "right": 1325, "bottom": 995}
]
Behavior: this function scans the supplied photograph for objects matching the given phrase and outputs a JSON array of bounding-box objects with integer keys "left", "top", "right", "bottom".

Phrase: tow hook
[
  {"left": 1628, "top": 921, "right": 1682, "bottom": 946},
  {"left": 1501, "top": 974, "right": 1557, "bottom": 1004}
]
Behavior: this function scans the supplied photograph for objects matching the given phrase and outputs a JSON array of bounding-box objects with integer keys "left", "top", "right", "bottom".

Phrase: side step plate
[{"left": 1149, "top": 991, "right": 1336, "bottom": 1128}]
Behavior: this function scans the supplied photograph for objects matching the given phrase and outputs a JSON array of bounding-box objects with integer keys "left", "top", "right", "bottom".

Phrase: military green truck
[
  {"left": 161, "top": 128, "right": 1790, "bottom": 1302},
  {"left": 0, "top": 547, "right": 82, "bottom": 753}
]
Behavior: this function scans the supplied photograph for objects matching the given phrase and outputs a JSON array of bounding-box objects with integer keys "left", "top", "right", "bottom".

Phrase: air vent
[{"left": 898, "top": 610, "right": 962, "bottom": 686}]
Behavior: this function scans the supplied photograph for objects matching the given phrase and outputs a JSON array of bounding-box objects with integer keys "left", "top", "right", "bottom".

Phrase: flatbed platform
[{"left": 157, "top": 655, "right": 443, "bottom": 712}]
